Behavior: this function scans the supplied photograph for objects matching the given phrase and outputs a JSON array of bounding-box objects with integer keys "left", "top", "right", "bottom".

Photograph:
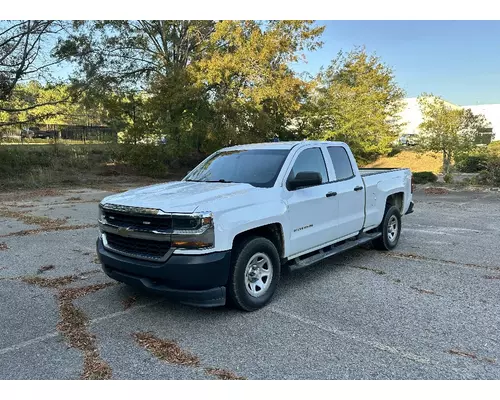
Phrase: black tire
[
  {"left": 372, "top": 205, "right": 402, "bottom": 251},
  {"left": 227, "top": 236, "right": 281, "bottom": 312}
]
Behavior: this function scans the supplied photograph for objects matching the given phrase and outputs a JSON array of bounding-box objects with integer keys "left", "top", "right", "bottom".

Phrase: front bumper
[{"left": 96, "top": 238, "right": 231, "bottom": 307}]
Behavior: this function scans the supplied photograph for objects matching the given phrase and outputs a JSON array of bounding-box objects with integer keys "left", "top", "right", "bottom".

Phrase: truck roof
[{"left": 219, "top": 140, "right": 346, "bottom": 152}]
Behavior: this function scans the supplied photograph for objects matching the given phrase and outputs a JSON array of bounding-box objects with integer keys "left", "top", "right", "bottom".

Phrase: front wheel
[
  {"left": 372, "top": 205, "right": 402, "bottom": 251},
  {"left": 227, "top": 236, "right": 281, "bottom": 311}
]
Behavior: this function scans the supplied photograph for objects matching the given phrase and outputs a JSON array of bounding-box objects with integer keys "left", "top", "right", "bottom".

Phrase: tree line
[{"left": 0, "top": 20, "right": 490, "bottom": 170}]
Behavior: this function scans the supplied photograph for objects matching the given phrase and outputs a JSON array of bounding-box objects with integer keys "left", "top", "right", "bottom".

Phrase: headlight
[{"left": 171, "top": 212, "right": 214, "bottom": 249}]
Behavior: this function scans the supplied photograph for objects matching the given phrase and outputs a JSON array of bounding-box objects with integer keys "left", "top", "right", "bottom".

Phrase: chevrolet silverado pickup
[{"left": 96, "top": 141, "right": 414, "bottom": 311}]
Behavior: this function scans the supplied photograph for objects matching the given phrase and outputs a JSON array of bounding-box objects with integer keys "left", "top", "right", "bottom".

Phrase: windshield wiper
[
  {"left": 186, "top": 179, "right": 234, "bottom": 183},
  {"left": 204, "top": 179, "right": 234, "bottom": 183}
]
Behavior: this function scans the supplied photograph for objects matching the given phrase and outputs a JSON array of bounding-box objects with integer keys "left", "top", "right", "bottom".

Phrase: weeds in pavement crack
[
  {"left": 410, "top": 286, "right": 440, "bottom": 296},
  {"left": 350, "top": 265, "right": 386, "bottom": 275},
  {"left": 22, "top": 275, "right": 116, "bottom": 379},
  {"left": 132, "top": 332, "right": 247, "bottom": 379},
  {"left": 57, "top": 283, "right": 116, "bottom": 380},
  {"left": 22, "top": 275, "right": 79, "bottom": 288},
  {"left": 0, "top": 224, "right": 98, "bottom": 237},
  {"left": 37, "top": 265, "right": 55, "bottom": 274},
  {"left": 204, "top": 368, "right": 246, "bottom": 380},
  {"left": 448, "top": 349, "right": 496, "bottom": 364},
  {"left": 122, "top": 296, "right": 137, "bottom": 310},
  {"left": 133, "top": 332, "right": 200, "bottom": 367},
  {"left": 0, "top": 209, "right": 67, "bottom": 229},
  {"left": 385, "top": 252, "right": 500, "bottom": 271}
]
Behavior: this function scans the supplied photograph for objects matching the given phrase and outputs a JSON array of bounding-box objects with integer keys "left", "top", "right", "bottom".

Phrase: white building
[
  {"left": 462, "top": 103, "right": 500, "bottom": 143},
  {"left": 399, "top": 97, "right": 498, "bottom": 143}
]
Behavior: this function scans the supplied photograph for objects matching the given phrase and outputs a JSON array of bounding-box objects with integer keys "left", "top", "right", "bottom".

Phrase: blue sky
[{"left": 292, "top": 20, "right": 500, "bottom": 106}]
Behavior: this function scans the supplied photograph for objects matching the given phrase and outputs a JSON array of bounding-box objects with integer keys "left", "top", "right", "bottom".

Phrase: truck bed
[
  {"left": 359, "top": 167, "right": 413, "bottom": 231},
  {"left": 358, "top": 167, "right": 408, "bottom": 177}
]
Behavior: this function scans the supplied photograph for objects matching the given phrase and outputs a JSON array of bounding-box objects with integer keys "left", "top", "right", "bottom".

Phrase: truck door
[
  {"left": 325, "top": 146, "right": 365, "bottom": 238},
  {"left": 284, "top": 147, "right": 339, "bottom": 257}
]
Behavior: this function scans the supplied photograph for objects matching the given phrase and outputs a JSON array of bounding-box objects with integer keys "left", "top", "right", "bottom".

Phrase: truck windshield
[{"left": 185, "top": 149, "right": 290, "bottom": 188}]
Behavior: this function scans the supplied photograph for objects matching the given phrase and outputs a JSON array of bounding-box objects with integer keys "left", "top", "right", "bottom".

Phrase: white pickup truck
[{"left": 97, "top": 141, "right": 414, "bottom": 311}]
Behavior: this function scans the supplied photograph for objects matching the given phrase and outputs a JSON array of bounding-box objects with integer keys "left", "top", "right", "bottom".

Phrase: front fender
[{"left": 214, "top": 201, "right": 289, "bottom": 251}]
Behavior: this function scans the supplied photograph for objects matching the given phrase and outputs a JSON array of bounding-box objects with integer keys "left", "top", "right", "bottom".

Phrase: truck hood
[{"left": 100, "top": 181, "right": 264, "bottom": 213}]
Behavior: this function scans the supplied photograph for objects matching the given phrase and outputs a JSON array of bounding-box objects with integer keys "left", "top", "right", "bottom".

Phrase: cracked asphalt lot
[{"left": 1, "top": 186, "right": 499, "bottom": 379}]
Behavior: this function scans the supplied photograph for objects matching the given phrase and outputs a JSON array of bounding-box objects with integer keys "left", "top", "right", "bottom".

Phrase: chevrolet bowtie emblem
[{"left": 118, "top": 227, "right": 131, "bottom": 237}]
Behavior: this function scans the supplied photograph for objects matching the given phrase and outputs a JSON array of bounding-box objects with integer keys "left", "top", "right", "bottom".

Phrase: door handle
[
  {"left": 326, "top": 191, "right": 337, "bottom": 197},
  {"left": 354, "top": 186, "right": 364, "bottom": 191}
]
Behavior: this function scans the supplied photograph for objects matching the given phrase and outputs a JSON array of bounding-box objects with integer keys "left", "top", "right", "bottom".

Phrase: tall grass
[{"left": 0, "top": 143, "right": 204, "bottom": 190}]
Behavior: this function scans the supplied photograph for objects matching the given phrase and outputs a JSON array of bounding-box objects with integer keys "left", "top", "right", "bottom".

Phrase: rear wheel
[
  {"left": 373, "top": 205, "right": 401, "bottom": 251},
  {"left": 227, "top": 236, "right": 281, "bottom": 311}
]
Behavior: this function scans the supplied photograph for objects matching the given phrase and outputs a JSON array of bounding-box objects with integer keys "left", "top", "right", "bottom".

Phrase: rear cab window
[{"left": 326, "top": 146, "right": 355, "bottom": 181}]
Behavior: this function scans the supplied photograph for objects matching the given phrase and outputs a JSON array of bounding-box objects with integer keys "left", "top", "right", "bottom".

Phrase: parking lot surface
[{"left": 1, "top": 185, "right": 499, "bottom": 379}]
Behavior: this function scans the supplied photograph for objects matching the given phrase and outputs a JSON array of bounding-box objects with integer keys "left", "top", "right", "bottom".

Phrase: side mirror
[{"left": 288, "top": 171, "right": 322, "bottom": 191}]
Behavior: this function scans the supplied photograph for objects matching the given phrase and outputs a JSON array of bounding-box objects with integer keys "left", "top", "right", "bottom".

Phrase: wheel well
[
  {"left": 386, "top": 192, "right": 404, "bottom": 213},
  {"left": 232, "top": 223, "right": 285, "bottom": 258}
]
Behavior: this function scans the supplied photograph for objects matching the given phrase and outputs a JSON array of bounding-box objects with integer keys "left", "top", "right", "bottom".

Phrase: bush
[
  {"left": 443, "top": 173, "right": 453, "bottom": 183},
  {"left": 455, "top": 153, "right": 489, "bottom": 173},
  {"left": 483, "top": 156, "right": 500, "bottom": 186},
  {"left": 387, "top": 145, "right": 403, "bottom": 157},
  {"left": 412, "top": 171, "right": 438, "bottom": 184},
  {"left": 488, "top": 141, "right": 500, "bottom": 156}
]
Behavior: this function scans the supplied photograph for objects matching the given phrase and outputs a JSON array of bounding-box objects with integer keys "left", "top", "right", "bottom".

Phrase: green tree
[
  {"left": 55, "top": 20, "right": 217, "bottom": 149},
  {"left": 417, "top": 94, "right": 487, "bottom": 173},
  {"left": 194, "top": 20, "right": 324, "bottom": 149},
  {"left": 1, "top": 21, "right": 67, "bottom": 110},
  {"left": 301, "top": 47, "right": 405, "bottom": 162},
  {"left": 56, "top": 20, "right": 324, "bottom": 152}
]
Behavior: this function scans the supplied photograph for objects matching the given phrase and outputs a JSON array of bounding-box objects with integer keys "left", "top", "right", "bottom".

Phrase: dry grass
[
  {"left": 447, "top": 349, "right": 495, "bottom": 364},
  {"left": 448, "top": 349, "right": 477, "bottom": 359},
  {"left": 37, "top": 264, "right": 55, "bottom": 274},
  {"left": 424, "top": 187, "right": 449, "bottom": 195},
  {"left": 58, "top": 282, "right": 117, "bottom": 302},
  {"left": 122, "top": 296, "right": 137, "bottom": 310},
  {"left": 22, "top": 275, "right": 79, "bottom": 288},
  {"left": 0, "top": 189, "right": 63, "bottom": 202},
  {"left": 0, "top": 209, "right": 67, "bottom": 228},
  {"left": 204, "top": 368, "right": 246, "bottom": 380},
  {"left": 366, "top": 151, "right": 442, "bottom": 173},
  {"left": 66, "top": 196, "right": 82, "bottom": 201},
  {"left": 0, "top": 242, "right": 8, "bottom": 251},
  {"left": 20, "top": 275, "right": 116, "bottom": 379},
  {"left": 132, "top": 331, "right": 248, "bottom": 379},
  {"left": 133, "top": 332, "right": 200, "bottom": 367},
  {"left": 387, "top": 252, "right": 500, "bottom": 272},
  {"left": 0, "top": 223, "right": 97, "bottom": 238},
  {"left": 57, "top": 283, "right": 116, "bottom": 380},
  {"left": 410, "top": 286, "right": 438, "bottom": 296},
  {"left": 350, "top": 265, "right": 386, "bottom": 275}
]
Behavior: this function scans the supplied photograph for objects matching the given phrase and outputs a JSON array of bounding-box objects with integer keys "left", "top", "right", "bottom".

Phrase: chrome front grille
[
  {"left": 99, "top": 204, "right": 173, "bottom": 262},
  {"left": 102, "top": 209, "right": 172, "bottom": 232}
]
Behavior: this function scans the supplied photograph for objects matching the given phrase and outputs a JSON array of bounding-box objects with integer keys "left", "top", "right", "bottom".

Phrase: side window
[
  {"left": 327, "top": 146, "right": 354, "bottom": 181},
  {"left": 287, "top": 147, "right": 328, "bottom": 187}
]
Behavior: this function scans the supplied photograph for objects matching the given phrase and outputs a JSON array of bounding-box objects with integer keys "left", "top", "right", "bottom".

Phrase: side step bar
[{"left": 287, "top": 232, "right": 381, "bottom": 272}]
